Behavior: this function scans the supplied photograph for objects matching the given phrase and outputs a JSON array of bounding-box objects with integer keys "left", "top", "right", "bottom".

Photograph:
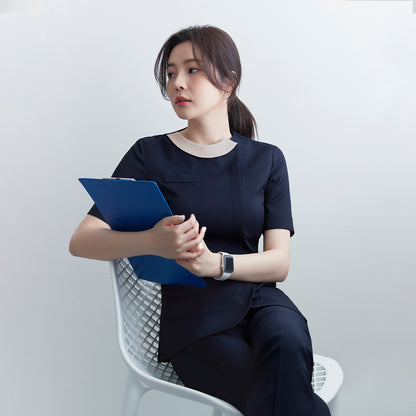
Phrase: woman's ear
[
  {"left": 225, "top": 71, "right": 238, "bottom": 94},
  {"left": 222, "top": 79, "right": 235, "bottom": 97}
]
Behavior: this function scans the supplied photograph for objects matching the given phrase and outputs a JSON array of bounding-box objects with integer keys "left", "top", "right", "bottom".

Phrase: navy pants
[{"left": 171, "top": 305, "right": 331, "bottom": 416}]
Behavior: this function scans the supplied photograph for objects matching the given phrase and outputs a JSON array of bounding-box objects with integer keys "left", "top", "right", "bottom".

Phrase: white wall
[{"left": 1, "top": 1, "right": 415, "bottom": 415}]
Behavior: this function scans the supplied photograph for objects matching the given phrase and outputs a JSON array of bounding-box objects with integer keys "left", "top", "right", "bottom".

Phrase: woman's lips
[
  {"left": 175, "top": 95, "right": 191, "bottom": 104},
  {"left": 177, "top": 100, "right": 191, "bottom": 106}
]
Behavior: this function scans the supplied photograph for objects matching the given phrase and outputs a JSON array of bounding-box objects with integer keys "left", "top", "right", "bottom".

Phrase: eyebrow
[{"left": 167, "top": 59, "right": 199, "bottom": 68}]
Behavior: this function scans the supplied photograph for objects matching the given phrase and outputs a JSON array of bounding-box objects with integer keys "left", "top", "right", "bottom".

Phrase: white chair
[{"left": 110, "top": 257, "right": 343, "bottom": 416}]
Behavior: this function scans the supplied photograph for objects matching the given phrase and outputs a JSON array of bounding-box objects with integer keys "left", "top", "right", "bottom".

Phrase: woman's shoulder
[
  {"left": 131, "top": 132, "right": 168, "bottom": 148},
  {"left": 232, "top": 131, "right": 286, "bottom": 159}
]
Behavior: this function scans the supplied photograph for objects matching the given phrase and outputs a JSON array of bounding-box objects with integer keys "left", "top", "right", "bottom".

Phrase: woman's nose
[{"left": 173, "top": 72, "right": 186, "bottom": 90}]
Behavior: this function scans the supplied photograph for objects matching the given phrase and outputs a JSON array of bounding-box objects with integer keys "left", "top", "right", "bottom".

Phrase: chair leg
[{"left": 121, "top": 371, "right": 147, "bottom": 416}]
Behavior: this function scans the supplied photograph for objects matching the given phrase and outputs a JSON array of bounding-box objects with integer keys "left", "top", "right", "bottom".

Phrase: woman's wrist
[
  {"left": 138, "top": 228, "right": 157, "bottom": 256},
  {"left": 210, "top": 252, "right": 223, "bottom": 279}
]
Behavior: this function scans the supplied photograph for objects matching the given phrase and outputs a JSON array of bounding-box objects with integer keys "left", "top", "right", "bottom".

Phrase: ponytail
[{"left": 228, "top": 96, "right": 258, "bottom": 141}]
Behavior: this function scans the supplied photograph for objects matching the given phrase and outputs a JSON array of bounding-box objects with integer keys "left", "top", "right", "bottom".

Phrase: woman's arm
[
  {"left": 69, "top": 213, "right": 206, "bottom": 261},
  {"left": 176, "top": 229, "right": 291, "bottom": 283},
  {"left": 230, "top": 229, "right": 290, "bottom": 282}
]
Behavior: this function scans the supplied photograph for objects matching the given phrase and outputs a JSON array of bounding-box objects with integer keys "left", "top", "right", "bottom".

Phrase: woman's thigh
[
  {"left": 247, "top": 305, "right": 313, "bottom": 368},
  {"left": 170, "top": 324, "right": 254, "bottom": 414},
  {"left": 247, "top": 305, "right": 314, "bottom": 396},
  {"left": 245, "top": 306, "right": 328, "bottom": 416}
]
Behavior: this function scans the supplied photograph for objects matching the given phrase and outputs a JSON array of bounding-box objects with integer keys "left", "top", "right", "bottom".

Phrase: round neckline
[{"left": 166, "top": 130, "right": 238, "bottom": 158}]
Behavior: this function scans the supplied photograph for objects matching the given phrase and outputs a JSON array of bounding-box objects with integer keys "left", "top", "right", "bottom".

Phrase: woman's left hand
[{"left": 176, "top": 238, "right": 222, "bottom": 279}]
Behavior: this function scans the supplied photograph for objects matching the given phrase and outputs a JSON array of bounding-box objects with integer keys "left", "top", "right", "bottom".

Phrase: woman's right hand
[{"left": 149, "top": 213, "right": 206, "bottom": 260}]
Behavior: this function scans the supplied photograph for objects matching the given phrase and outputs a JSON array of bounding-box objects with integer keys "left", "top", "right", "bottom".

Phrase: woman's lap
[
  {"left": 171, "top": 321, "right": 254, "bottom": 413},
  {"left": 170, "top": 305, "right": 330, "bottom": 416},
  {"left": 245, "top": 306, "right": 320, "bottom": 415}
]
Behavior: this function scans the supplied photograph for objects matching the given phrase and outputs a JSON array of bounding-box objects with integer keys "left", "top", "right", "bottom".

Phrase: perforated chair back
[{"left": 111, "top": 257, "right": 183, "bottom": 384}]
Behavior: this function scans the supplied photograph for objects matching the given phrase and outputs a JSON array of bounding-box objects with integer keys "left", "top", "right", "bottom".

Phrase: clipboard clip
[{"left": 102, "top": 177, "right": 136, "bottom": 181}]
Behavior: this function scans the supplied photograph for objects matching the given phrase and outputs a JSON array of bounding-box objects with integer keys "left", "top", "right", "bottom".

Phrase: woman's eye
[{"left": 167, "top": 68, "right": 199, "bottom": 79}]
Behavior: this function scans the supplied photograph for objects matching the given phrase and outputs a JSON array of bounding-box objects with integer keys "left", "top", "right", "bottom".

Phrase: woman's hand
[
  {"left": 176, "top": 239, "right": 222, "bottom": 278},
  {"left": 149, "top": 214, "right": 206, "bottom": 260}
]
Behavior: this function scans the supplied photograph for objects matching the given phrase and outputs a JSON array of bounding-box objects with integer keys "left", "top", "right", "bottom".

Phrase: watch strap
[{"left": 214, "top": 252, "right": 233, "bottom": 281}]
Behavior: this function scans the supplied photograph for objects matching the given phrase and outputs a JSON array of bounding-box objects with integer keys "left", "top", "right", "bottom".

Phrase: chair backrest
[
  {"left": 111, "top": 257, "right": 183, "bottom": 385},
  {"left": 111, "top": 257, "right": 329, "bottom": 394}
]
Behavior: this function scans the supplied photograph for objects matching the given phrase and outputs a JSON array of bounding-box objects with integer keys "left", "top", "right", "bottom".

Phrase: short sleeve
[
  {"left": 87, "top": 139, "right": 147, "bottom": 222},
  {"left": 263, "top": 146, "right": 295, "bottom": 237}
]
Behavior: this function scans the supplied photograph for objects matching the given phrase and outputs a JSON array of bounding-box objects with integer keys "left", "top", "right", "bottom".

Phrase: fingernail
[{"left": 178, "top": 215, "right": 185, "bottom": 220}]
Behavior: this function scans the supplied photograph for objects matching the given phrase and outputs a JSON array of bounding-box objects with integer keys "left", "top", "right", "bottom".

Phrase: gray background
[{"left": 1, "top": 0, "right": 415, "bottom": 415}]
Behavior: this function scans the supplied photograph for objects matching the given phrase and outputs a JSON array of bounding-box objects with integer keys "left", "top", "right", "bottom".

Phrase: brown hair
[{"left": 154, "top": 25, "right": 258, "bottom": 140}]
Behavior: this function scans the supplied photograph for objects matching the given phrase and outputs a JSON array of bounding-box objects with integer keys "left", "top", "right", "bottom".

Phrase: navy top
[{"left": 88, "top": 130, "right": 303, "bottom": 362}]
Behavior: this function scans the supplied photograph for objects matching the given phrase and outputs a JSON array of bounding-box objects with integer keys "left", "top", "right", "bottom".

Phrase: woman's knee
[
  {"left": 249, "top": 306, "right": 312, "bottom": 358},
  {"left": 281, "top": 315, "right": 312, "bottom": 355}
]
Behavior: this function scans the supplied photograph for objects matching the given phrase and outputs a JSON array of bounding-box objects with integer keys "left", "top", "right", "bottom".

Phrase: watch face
[{"left": 224, "top": 255, "right": 234, "bottom": 273}]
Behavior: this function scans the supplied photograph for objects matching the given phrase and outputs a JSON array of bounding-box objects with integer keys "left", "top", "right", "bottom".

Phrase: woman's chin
[{"left": 175, "top": 113, "right": 190, "bottom": 121}]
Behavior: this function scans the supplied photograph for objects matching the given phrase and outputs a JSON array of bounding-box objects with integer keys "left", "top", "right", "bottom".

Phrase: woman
[{"left": 69, "top": 25, "right": 330, "bottom": 416}]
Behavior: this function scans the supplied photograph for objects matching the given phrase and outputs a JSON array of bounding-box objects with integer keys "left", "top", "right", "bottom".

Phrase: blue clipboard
[{"left": 79, "top": 178, "right": 206, "bottom": 287}]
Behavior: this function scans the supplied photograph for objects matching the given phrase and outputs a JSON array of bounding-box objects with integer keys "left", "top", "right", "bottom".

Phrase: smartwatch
[{"left": 215, "top": 252, "right": 234, "bottom": 281}]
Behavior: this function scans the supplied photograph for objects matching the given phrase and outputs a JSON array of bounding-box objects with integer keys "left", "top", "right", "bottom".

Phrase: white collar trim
[{"left": 166, "top": 131, "right": 237, "bottom": 158}]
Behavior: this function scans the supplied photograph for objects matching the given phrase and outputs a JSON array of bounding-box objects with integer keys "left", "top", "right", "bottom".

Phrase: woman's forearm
[
  {"left": 69, "top": 226, "right": 155, "bottom": 261},
  {"left": 69, "top": 213, "right": 205, "bottom": 261},
  {"left": 178, "top": 247, "right": 290, "bottom": 283},
  {"left": 229, "top": 249, "right": 290, "bottom": 283},
  {"left": 176, "top": 230, "right": 291, "bottom": 283}
]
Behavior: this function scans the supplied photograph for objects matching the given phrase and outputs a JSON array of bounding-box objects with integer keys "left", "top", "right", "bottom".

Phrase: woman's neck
[{"left": 181, "top": 119, "right": 232, "bottom": 145}]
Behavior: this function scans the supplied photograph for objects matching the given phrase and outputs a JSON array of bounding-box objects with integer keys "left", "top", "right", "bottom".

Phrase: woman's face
[{"left": 166, "top": 41, "right": 228, "bottom": 123}]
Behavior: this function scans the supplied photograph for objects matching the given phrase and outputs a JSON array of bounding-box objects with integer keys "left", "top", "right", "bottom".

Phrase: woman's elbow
[
  {"left": 69, "top": 236, "right": 80, "bottom": 257},
  {"left": 278, "top": 271, "right": 289, "bottom": 283},
  {"left": 69, "top": 215, "right": 102, "bottom": 258},
  {"left": 274, "top": 258, "right": 290, "bottom": 283},
  {"left": 69, "top": 232, "right": 86, "bottom": 257}
]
